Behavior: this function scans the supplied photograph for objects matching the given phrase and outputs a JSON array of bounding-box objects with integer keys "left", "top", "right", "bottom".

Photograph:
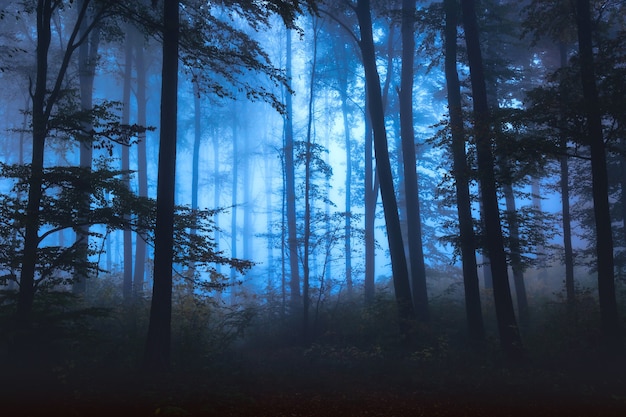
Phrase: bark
[
  {"left": 73, "top": 0, "right": 99, "bottom": 295},
  {"left": 356, "top": 0, "right": 415, "bottom": 338},
  {"left": 363, "top": 105, "right": 376, "bottom": 304},
  {"left": 121, "top": 24, "right": 134, "bottom": 301},
  {"left": 133, "top": 29, "right": 148, "bottom": 297},
  {"left": 575, "top": 0, "right": 622, "bottom": 352},
  {"left": 302, "top": 20, "right": 318, "bottom": 342},
  {"left": 503, "top": 182, "right": 529, "bottom": 329},
  {"left": 460, "top": 0, "right": 523, "bottom": 360},
  {"left": 335, "top": 47, "right": 353, "bottom": 297},
  {"left": 230, "top": 108, "right": 239, "bottom": 305},
  {"left": 143, "top": 0, "right": 179, "bottom": 371},
  {"left": 444, "top": 0, "right": 484, "bottom": 341},
  {"left": 401, "top": 0, "right": 429, "bottom": 322},
  {"left": 284, "top": 29, "right": 301, "bottom": 308},
  {"left": 18, "top": 0, "right": 90, "bottom": 329}
]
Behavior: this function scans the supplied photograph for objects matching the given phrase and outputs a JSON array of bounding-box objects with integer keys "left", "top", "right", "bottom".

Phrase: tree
[
  {"left": 284, "top": 28, "right": 301, "bottom": 310},
  {"left": 143, "top": 0, "right": 179, "bottom": 371},
  {"left": 460, "top": 0, "right": 523, "bottom": 359},
  {"left": 73, "top": 0, "right": 101, "bottom": 295},
  {"left": 356, "top": 0, "right": 415, "bottom": 338},
  {"left": 16, "top": 0, "right": 106, "bottom": 332},
  {"left": 400, "top": 0, "right": 429, "bottom": 322},
  {"left": 443, "top": 0, "right": 484, "bottom": 341},
  {"left": 574, "top": 0, "right": 622, "bottom": 353}
]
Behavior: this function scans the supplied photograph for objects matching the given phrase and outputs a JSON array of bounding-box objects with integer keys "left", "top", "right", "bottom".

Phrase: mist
[{"left": 0, "top": 0, "right": 625, "bottom": 415}]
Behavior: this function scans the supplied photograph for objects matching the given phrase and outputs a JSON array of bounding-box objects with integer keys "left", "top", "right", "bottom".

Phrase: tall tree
[
  {"left": 400, "top": 0, "right": 429, "bottom": 322},
  {"left": 143, "top": 0, "right": 179, "bottom": 371},
  {"left": 574, "top": 0, "right": 622, "bottom": 353},
  {"left": 443, "top": 0, "right": 484, "bottom": 341},
  {"left": 460, "top": 0, "right": 523, "bottom": 359},
  {"left": 121, "top": 22, "right": 134, "bottom": 301},
  {"left": 133, "top": 28, "right": 149, "bottom": 297},
  {"left": 284, "top": 28, "right": 301, "bottom": 309},
  {"left": 17, "top": 0, "right": 95, "bottom": 330},
  {"left": 356, "top": 0, "right": 415, "bottom": 337}
]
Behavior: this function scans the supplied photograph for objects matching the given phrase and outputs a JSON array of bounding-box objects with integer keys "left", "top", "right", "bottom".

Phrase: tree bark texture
[
  {"left": 575, "top": 0, "right": 622, "bottom": 352},
  {"left": 356, "top": 0, "right": 415, "bottom": 337},
  {"left": 460, "top": 0, "right": 523, "bottom": 359},
  {"left": 284, "top": 29, "right": 301, "bottom": 309},
  {"left": 444, "top": 0, "right": 485, "bottom": 341},
  {"left": 144, "top": 0, "right": 179, "bottom": 371},
  {"left": 401, "top": 0, "right": 429, "bottom": 322}
]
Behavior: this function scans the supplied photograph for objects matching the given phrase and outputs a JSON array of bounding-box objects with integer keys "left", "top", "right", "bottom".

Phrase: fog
[{"left": 0, "top": 0, "right": 625, "bottom": 415}]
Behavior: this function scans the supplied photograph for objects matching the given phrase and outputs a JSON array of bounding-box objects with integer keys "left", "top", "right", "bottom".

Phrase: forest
[{"left": 1, "top": 0, "right": 626, "bottom": 415}]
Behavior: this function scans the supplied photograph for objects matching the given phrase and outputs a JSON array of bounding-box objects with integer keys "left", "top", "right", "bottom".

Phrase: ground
[{"left": 3, "top": 343, "right": 626, "bottom": 416}]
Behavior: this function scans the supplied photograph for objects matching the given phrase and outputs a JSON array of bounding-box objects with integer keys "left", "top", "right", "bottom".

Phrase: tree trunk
[
  {"left": 401, "top": 0, "right": 429, "bottom": 322},
  {"left": 133, "top": 28, "right": 148, "bottom": 297},
  {"left": 143, "top": 0, "right": 179, "bottom": 371},
  {"left": 460, "top": 0, "right": 523, "bottom": 360},
  {"left": 18, "top": 0, "right": 90, "bottom": 327},
  {"left": 575, "top": 0, "right": 622, "bottom": 352},
  {"left": 503, "top": 181, "right": 529, "bottom": 329},
  {"left": 121, "top": 23, "right": 134, "bottom": 301},
  {"left": 363, "top": 105, "right": 376, "bottom": 304},
  {"left": 17, "top": 0, "right": 53, "bottom": 330},
  {"left": 335, "top": 50, "right": 353, "bottom": 297},
  {"left": 230, "top": 107, "right": 239, "bottom": 306},
  {"left": 356, "top": 0, "right": 415, "bottom": 338},
  {"left": 444, "top": 0, "right": 484, "bottom": 341},
  {"left": 73, "top": 1, "right": 99, "bottom": 295},
  {"left": 284, "top": 29, "right": 301, "bottom": 309}
]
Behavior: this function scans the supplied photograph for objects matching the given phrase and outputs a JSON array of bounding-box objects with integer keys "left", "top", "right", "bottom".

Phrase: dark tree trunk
[
  {"left": 503, "top": 182, "right": 529, "bottom": 329},
  {"left": 18, "top": 0, "right": 90, "bottom": 328},
  {"left": 302, "top": 20, "right": 318, "bottom": 342},
  {"left": 401, "top": 0, "right": 429, "bottom": 322},
  {"left": 356, "top": 0, "right": 415, "bottom": 338},
  {"left": 74, "top": 0, "right": 99, "bottom": 295},
  {"left": 363, "top": 105, "right": 377, "bottom": 304},
  {"left": 460, "top": 0, "right": 523, "bottom": 360},
  {"left": 444, "top": 0, "right": 484, "bottom": 341},
  {"left": 575, "top": 0, "right": 622, "bottom": 352},
  {"left": 284, "top": 29, "right": 301, "bottom": 309},
  {"left": 17, "top": 0, "right": 53, "bottom": 330},
  {"left": 134, "top": 29, "right": 148, "bottom": 297},
  {"left": 121, "top": 23, "right": 134, "bottom": 301},
  {"left": 143, "top": 0, "right": 179, "bottom": 371}
]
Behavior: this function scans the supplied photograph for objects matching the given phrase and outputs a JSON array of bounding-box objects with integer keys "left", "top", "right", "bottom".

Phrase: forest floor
[{"left": 3, "top": 342, "right": 626, "bottom": 417}]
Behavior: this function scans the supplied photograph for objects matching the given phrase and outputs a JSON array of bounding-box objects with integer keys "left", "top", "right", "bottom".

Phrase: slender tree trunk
[
  {"left": 133, "top": 29, "right": 148, "bottom": 297},
  {"left": 401, "top": 0, "right": 429, "bottom": 322},
  {"left": 230, "top": 108, "right": 239, "bottom": 306},
  {"left": 144, "top": 0, "right": 179, "bottom": 371},
  {"left": 503, "top": 181, "right": 529, "bottom": 329},
  {"left": 460, "top": 0, "right": 523, "bottom": 360},
  {"left": 19, "top": 0, "right": 90, "bottom": 326},
  {"left": 575, "top": 0, "right": 622, "bottom": 352},
  {"left": 284, "top": 29, "right": 301, "bottom": 309},
  {"left": 17, "top": 0, "right": 54, "bottom": 330},
  {"left": 121, "top": 23, "right": 134, "bottom": 301},
  {"left": 212, "top": 125, "right": 222, "bottom": 278},
  {"left": 191, "top": 79, "right": 201, "bottom": 216},
  {"left": 356, "top": 0, "right": 415, "bottom": 338},
  {"left": 444, "top": 0, "right": 484, "bottom": 341},
  {"left": 363, "top": 105, "right": 376, "bottom": 303},
  {"left": 336, "top": 63, "right": 353, "bottom": 297},
  {"left": 302, "top": 19, "right": 319, "bottom": 341},
  {"left": 73, "top": 2, "right": 99, "bottom": 294}
]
